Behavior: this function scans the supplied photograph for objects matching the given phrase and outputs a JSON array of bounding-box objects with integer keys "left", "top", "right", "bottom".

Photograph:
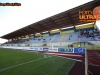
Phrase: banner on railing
[
  {"left": 48, "top": 48, "right": 58, "bottom": 52},
  {"left": 0, "top": 46, "right": 86, "bottom": 54},
  {"left": 30, "top": 47, "right": 38, "bottom": 50},
  {"left": 74, "top": 48, "right": 86, "bottom": 54},
  {"left": 43, "top": 48, "right": 49, "bottom": 51},
  {"left": 65, "top": 48, "right": 74, "bottom": 53},
  {"left": 38, "top": 48, "right": 43, "bottom": 51},
  {"left": 58, "top": 48, "right": 74, "bottom": 53},
  {"left": 58, "top": 48, "right": 86, "bottom": 54},
  {"left": 58, "top": 48, "right": 65, "bottom": 52}
]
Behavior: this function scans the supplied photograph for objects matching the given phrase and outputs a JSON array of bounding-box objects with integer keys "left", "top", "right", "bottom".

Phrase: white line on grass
[
  {"left": 0, "top": 56, "right": 51, "bottom": 72},
  {"left": 51, "top": 54, "right": 82, "bottom": 62}
]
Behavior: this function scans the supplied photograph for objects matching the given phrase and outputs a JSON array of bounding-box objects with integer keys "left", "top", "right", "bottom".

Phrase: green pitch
[{"left": 0, "top": 48, "right": 75, "bottom": 75}]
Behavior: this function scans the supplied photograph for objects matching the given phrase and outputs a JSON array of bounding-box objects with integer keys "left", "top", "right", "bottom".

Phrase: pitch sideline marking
[
  {"left": 0, "top": 56, "right": 51, "bottom": 72},
  {"left": 47, "top": 54, "right": 82, "bottom": 62}
]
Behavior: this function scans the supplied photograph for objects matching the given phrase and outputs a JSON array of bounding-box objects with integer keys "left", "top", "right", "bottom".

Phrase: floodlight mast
[
  {"left": 85, "top": 49, "right": 88, "bottom": 75},
  {"left": 78, "top": 29, "right": 81, "bottom": 45}
]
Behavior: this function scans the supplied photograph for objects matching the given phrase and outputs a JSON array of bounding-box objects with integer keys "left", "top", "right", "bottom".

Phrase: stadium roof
[{"left": 1, "top": 0, "right": 100, "bottom": 39}]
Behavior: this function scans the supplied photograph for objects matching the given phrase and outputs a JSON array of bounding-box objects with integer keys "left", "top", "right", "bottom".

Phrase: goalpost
[{"left": 85, "top": 49, "right": 88, "bottom": 75}]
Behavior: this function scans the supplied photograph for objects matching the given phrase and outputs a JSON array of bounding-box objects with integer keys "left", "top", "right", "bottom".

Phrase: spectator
[
  {"left": 94, "top": 38, "right": 95, "bottom": 41},
  {"left": 69, "top": 38, "right": 70, "bottom": 40},
  {"left": 71, "top": 44, "right": 73, "bottom": 48},
  {"left": 84, "top": 30, "right": 86, "bottom": 35},
  {"left": 94, "top": 29, "right": 96, "bottom": 33},
  {"left": 68, "top": 45, "right": 69, "bottom": 48},
  {"left": 99, "top": 37, "right": 100, "bottom": 39},
  {"left": 84, "top": 42, "right": 85, "bottom": 45},
  {"left": 77, "top": 43, "right": 81, "bottom": 48}
]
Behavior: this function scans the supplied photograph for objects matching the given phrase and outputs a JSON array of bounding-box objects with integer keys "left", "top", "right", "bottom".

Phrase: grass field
[{"left": 0, "top": 48, "right": 75, "bottom": 75}]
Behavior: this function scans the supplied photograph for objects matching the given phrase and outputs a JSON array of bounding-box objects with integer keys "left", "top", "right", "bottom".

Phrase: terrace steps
[{"left": 58, "top": 34, "right": 68, "bottom": 42}]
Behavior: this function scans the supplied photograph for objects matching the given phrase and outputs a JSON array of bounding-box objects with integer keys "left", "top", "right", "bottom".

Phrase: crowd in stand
[
  {"left": 6, "top": 36, "right": 52, "bottom": 44},
  {"left": 80, "top": 29, "right": 100, "bottom": 41},
  {"left": 68, "top": 44, "right": 73, "bottom": 48},
  {"left": 6, "top": 39, "right": 26, "bottom": 44},
  {"left": 5, "top": 29, "right": 100, "bottom": 45}
]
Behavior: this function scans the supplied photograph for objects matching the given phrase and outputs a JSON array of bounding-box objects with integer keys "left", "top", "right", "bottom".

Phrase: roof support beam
[
  {"left": 17, "top": 31, "right": 28, "bottom": 35},
  {"left": 37, "top": 23, "right": 50, "bottom": 32},
  {"left": 49, "top": 18, "right": 61, "bottom": 30},
  {"left": 68, "top": 13, "right": 76, "bottom": 28},
  {"left": 14, "top": 31, "right": 28, "bottom": 38},
  {"left": 22, "top": 29, "right": 33, "bottom": 34},
  {"left": 11, "top": 34, "right": 24, "bottom": 39},
  {"left": 6, "top": 34, "right": 17, "bottom": 39},
  {"left": 13, "top": 32, "right": 23, "bottom": 37},
  {"left": 58, "top": 16, "right": 68, "bottom": 27},
  {"left": 94, "top": 1, "right": 100, "bottom": 8},
  {"left": 29, "top": 26, "right": 41, "bottom": 34},
  {"left": 28, "top": 27, "right": 35, "bottom": 33},
  {"left": 17, "top": 33, "right": 26, "bottom": 37}
]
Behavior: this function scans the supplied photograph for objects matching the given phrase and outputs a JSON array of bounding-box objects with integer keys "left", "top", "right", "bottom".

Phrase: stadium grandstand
[
  {"left": 0, "top": 0, "right": 100, "bottom": 75},
  {"left": 1, "top": 23, "right": 100, "bottom": 50}
]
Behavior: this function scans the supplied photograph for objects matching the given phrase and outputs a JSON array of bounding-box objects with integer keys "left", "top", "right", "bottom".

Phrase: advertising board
[
  {"left": 43, "top": 48, "right": 49, "bottom": 51},
  {"left": 74, "top": 48, "right": 86, "bottom": 54},
  {"left": 48, "top": 48, "right": 58, "bottom": 52}
]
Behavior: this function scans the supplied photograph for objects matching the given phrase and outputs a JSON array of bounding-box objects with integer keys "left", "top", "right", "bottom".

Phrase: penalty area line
[{"left": 0, "top": 56, "right": 51, "bottom": 72}]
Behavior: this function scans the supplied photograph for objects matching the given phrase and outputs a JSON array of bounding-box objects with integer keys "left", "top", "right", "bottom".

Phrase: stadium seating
[
  {"left": 4, "top": 26, "right": 100, "bottom": 49},
  {"left": 66, "top": 32, "right": 79, "bottom": 42},
  {"left": 51, "top": 34, "right": 61, "bottom": 42},
  {"left": 58, "top": 34, "right": 70, "bottom": 42}
]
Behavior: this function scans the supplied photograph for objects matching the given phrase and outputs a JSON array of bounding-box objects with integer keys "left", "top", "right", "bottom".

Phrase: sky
[{"left": 0, "top": 0, "right": 94, "bottom": 43}]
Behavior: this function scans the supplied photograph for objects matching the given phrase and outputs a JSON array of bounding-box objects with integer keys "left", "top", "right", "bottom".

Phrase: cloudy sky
[{"left": 0, "top": 0, "right": 93, "bottom": 43}]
